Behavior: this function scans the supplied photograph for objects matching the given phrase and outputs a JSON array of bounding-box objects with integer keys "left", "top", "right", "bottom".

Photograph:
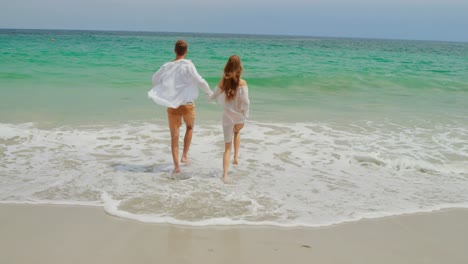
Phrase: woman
[{"left": 210, "top": 55, "right": 250, "bottom": 182}]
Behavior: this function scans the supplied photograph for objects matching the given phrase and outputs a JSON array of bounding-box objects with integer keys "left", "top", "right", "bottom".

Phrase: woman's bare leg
[
  {"left": 233, "top": 124, "right": 244, "bottom": 165},
  {"left": 223, "top": 142, "right": 232, "bottom": 182}
]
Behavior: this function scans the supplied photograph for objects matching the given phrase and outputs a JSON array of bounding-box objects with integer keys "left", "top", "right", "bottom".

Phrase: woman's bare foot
[
  {"left": 222, "top": 175, "right": 228, "bottom": 183},
  {"left": 232, "top": 159, "right": 239, "bottom": 165},
  {"left": 181, "top": 156, "right": 190, "bottom": 164},
  {"left": 173, "top": 167, "right": 181, "bottom": 173}
]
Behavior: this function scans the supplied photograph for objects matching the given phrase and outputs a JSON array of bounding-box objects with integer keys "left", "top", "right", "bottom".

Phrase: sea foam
[{"left": 1, "top": 120, "right": 467, "bottom": 227}]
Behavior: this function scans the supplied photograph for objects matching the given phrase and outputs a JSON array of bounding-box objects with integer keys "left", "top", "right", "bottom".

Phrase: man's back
[{"left": 149, "top": 59, "right": 211, "bottom": 108}]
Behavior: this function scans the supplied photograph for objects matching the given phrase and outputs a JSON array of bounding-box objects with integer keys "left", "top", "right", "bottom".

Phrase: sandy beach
[
  {"left": 2, "top": 30, "right": 468, "bottom": 264},
  {"left": 0, "top": 204, "right": 467, "bottom": 264}
]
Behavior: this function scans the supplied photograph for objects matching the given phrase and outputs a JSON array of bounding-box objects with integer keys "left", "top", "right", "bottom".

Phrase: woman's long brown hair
[{"left": 221, "top": 55, "right": 242, "bottom": 101}]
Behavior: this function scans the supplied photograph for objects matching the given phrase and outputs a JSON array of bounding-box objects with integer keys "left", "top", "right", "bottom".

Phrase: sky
[{"left": 1, "top": 0, "right": 468, "bottom": 42}]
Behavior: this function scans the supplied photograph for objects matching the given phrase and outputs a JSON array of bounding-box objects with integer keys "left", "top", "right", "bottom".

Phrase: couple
[{"left": 148, "top": 40, "right": 250, "bottom": 182}]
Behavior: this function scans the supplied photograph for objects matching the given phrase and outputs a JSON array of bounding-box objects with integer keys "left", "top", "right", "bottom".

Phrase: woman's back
[{"left": 210, "top": 80, "right": 250, "bottom": 125}]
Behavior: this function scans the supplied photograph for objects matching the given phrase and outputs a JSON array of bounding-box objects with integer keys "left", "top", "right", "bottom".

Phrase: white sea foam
[{"left": 1, "top": 120, "right": 467, "bottom": 227}]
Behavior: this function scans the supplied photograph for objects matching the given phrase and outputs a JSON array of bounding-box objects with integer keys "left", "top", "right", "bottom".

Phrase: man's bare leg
[
  {"left": 181, "top": 124, "right": 193, "bottom": 163},
  {"left": 223, "top": 142, "right": 232, "bottom": 182},
  {"left": 170, "top": 125, "right": 180, "bottom": 173},
  {"left": 181, "top": 109, "right": 194, "bottom": 163},
  {"left": 168, "top": 111, "right": 182, "bottom": 173}
]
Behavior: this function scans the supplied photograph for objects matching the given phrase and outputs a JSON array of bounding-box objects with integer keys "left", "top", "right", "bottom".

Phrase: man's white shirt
[{"left": 148, "top": 59, "right": 212, "bottom": 108}]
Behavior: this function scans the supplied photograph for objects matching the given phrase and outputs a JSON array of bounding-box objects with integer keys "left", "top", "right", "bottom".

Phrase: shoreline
[
  {"left": 1, "top": 203, "right": 468, "bottom": 263},
  {"left": 2, "top": 200, "right": 468, "bottom": 228}
]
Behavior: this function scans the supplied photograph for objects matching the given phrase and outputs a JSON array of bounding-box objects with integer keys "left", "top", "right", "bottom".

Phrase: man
[{"left": 148, "top": 40, "right": 212, "bottom": 173}]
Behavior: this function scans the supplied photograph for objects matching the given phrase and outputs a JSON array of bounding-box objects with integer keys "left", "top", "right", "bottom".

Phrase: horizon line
[{"left": 1, "top": 27, "right": 466, "bottom": 44}]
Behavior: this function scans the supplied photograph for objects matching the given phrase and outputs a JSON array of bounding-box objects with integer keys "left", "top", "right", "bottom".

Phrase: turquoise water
[
  {"left": 1, "top": 29, "right": 467, "bottom": 125},
  {"left": 1, "top": 29, "right": 467, "bottom": 226}
]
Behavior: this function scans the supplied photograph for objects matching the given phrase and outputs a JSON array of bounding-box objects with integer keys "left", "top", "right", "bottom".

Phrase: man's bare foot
[
  {"left": 181, "top": 156, "right": 190, "bottom": 164},
  {"left": 232, "top": 159, "right": 239, "bottom": 165}
]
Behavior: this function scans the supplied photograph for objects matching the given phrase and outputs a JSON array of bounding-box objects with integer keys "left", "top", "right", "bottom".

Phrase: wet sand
[{"left": 1, "top": 204, "right": 467, "bottom": 264}]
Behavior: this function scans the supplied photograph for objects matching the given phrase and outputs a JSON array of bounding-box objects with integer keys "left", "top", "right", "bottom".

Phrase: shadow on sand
[{"left": 110, "top": 163, "right": 173, "bottom": 173}]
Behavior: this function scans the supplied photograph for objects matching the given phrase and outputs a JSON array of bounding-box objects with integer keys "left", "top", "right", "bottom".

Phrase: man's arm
[
  {"left": 151, "top": 66, "right": 165, "bottom": 86},
  {"left": 189, "top": 63, "right": 213, "bottom": 97}
]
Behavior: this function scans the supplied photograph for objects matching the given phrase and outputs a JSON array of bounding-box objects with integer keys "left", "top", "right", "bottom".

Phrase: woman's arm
[
  {"left": 209, "top": 84, "right": 223, "bottom": 101},
  {"left": 241, "top": 82, "right": 250, "bottom": 118}
]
